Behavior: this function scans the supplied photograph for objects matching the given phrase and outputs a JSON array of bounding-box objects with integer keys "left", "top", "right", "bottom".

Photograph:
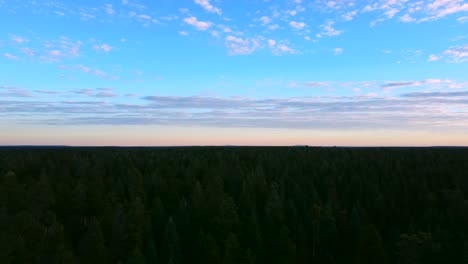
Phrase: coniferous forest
[{"left": 1, "top": 146, "right": 468, "bottom": 264}]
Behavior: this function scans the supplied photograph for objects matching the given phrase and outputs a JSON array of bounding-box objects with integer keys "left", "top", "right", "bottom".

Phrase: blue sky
[{"left": 1, "top": 0, "right": 467, "bottom": 146}]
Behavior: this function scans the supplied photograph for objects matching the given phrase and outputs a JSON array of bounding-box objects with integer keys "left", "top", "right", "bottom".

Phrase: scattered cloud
[
  {"left": 34, "top": 90, "right": 61, "bottom": 95},
  {"left": 304, "top": 82, "right": 329, "bottom": 87},
  {"left": 402, "top": 90, "right": 468, "bottom": 98},
  {"left": 289, "top": 21, "right": 306, "bottom": 29},
  {"left": 458, "top": 16, "right": 468, "bottom": 23},
  {"left": 334, "top": 48, "right": 344, "bottom": 55},
  {"left": 260, "top": 16, "right": 272, "bottom": 25},
  {"left": 184, "top": 16, "right": 212, "bottom": 30},
  {"left": 268, "top": 39, "right": 276, "bottom": 47},
  {"left": 318, "top": 21, "right": 342, "bottom": 37},
  {"left": 225, "top": 36, "right": 260, "bottom": 55},
  {"left": 93, "top": 44, "right": 114, "bottom": 52},
  {"left": 195, "top": 0, "right": 222, "bottom": 15},
  {"left": 428, "top": 54, "right": 441, "bottom": 62},
  {"left": 96, "top": 91, "right": 118, "bottom": 98},
  {"left": 77, "top": 65, "right": 108, "bottom": 78},
  {"left": 11, "top": 35, "right": 29, "bottom": 43},
  {"left": 104, "top": 4, "right": 115, "bottom": 15},
  {"left": 443, "top": 44, "right": 468, "bottom": 63},
  {"left": 342, "top": 10, "right": 358, "bottom": 21},
  {"left": 4, "top": 53, "right": 20, "bottom": 60},
  {"left": 272, "top": 44, "right": 297, "bottom": 55},
  {"left": 0, "top": 86, "right": 32, "bottom": 97},
  {"left": 6, "top": 90, "right": 468, "bottom": 130},
  {"left": 400, "top": 13, "right": 416, "bottom": 22},
  {"left": 382, "top": 81, "right": 423, "bottom": 88}
]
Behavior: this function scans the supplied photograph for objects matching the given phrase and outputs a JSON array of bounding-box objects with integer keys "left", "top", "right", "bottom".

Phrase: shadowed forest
[{"left": 1, "top": 147, "right": 468, "bottom": 263}]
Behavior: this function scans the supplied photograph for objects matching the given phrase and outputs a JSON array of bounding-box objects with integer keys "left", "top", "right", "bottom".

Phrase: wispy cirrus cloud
[
  {"left": 76, "top": 65, "right": 108, "bottom": 78},
  {"left": 34, "top": 90, "right": 61, "bottom": 95},
  {"left": 194, "top": 0, "right": 221, "bottom": 15},
  {"left": 402, "top": 90, "right": 468, "bottom": 98},
  {"left": 4, "top": 89, "right": 468, "bottom": 131},
  {"left": 11, "top": 35, "right": 29, "bottom": 43},
  {"left": 3, "top": 53, "right": 20, "bottom": 60},
  {"left": 0, "top": 86, "right": 32, "bottom": 98},
  {"left": 184, "top": 16, "right": 212, "bottom": 30},
  {"left": 96, "top": 91, "right": 118, "bottom": 98},
  {"left": 304, "top": 82, "right": 329, "bottom": 87},
  {"left": 458, "top": 16, "right": 468, "bottom": 23}
]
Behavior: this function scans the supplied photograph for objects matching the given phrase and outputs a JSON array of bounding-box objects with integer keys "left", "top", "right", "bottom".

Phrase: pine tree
[
  {"left": 127, "top": 247, "right": 146, "bottom": 264},
  {"left": 163, "top": 217, "right": 180, "bottom": 264},
  {"left": 223, "top": 233, "right": 243, "bottom": 264}
]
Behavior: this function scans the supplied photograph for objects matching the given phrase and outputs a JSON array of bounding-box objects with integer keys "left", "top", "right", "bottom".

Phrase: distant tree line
[{"left": 1, "top": 147, "right": 468, "bottom": 263}]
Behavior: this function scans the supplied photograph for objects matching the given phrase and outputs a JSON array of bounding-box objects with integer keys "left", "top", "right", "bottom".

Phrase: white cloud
[
  {"left": 342, "top": 10, "right": 358, "bottom": 21},
  {"left": 319, "top": 21, "right": 342, "bottom": 37},
  {"left": 327, "top": 1, "right": 337, "bottom": 8},
  {"left": 195, "top": 0, "right": 222, "bottom": 15},
  {"left": 443, "top": 44, "right": 468, "bottom": 63},
  {"left": 179, "top": 31, "right": 189, "bottom": 36},
  {"left": 400, "top": 13, "right": 416, "bottom": 22},
  {"left": 4, "top": 53, "right": 19, "bottom": 60},
  {"left": 11, "top": 35, "right": 29, "bottom": 43},
  {"left": 105, "top": 4, "right": 115, "bottom": 15},
  {"left": 290, "top": 21, "right": 306, "bottom": 29},
  {"left": 269, "top": 24, "right": 280, "bottom": 30},
  {"left": 184, "top": 16, "right": 213, "bottom": 30},
  {"left": 385, "top": 8, "right": 400, "bottom": 18},
  {"left": 225, "top": 36, "right": 260, "bottom": 55},
  {"left": 334, "top": 48, "right": 343, "bottom": 55},
  {"left": 275, "top": 44, "right": 297, "bottom": 55},
  {"left": 267, "top": 39, "right": 276, "bottom": 47},
  {"left": 22, "top": 48, "right": 35, "bottom": 56},
  {"left": 211, "top": 30, "right": 220, "bottom": 37},
  {"left": 93, "top": 44, "right": 114, "bottom": 52},
  {"left": 49, "top": 50, "right": 61, "bottom": 56},
  {"left": 458, "top": 16, "right": 468, "bottom": 23},
  {"left": 428, "top": 54, "right": 441, "bottom": 62},
  {"left": 363, "top": 4, "right": 378, "bottom": 12},
  {"left": 426, "top": 0, "right": 468, "bottom": 20},
  {"left": 269, "top": 41, "right": 297, "bottom": 55},
  {"left": 139, "top": 14, "right": 151, "bottom": 20},
  {"left": 260, "top": 16, "right": 272, "bottom": 25},
  {"left": 77, "top": 65, "right": 108, "bottom": 78}
]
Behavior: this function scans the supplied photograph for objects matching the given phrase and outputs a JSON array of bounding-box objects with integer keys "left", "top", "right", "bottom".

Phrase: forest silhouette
[{"left": 1, "top": 146, "right": 467, "bottom": 263}]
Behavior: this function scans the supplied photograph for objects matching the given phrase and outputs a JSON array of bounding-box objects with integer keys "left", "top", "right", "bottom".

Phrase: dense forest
[{"left": 1, "top": 147, "right": 468, "bottom": 263}]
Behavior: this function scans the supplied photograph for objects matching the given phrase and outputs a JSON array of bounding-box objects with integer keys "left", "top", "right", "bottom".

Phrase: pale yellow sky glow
[{"left": 1, "top": 124, "right": 467, "bottom": 146}]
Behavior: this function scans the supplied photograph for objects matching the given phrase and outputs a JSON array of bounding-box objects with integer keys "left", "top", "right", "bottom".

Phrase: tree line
[{"left": 1, "top": 146, "right": 468, "bottom": 263}]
